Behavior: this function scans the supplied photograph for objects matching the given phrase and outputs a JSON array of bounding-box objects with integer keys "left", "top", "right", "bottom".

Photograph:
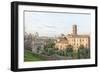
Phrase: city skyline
[{"left": 25, "top": 11, "right": 91, "bottom": 37}]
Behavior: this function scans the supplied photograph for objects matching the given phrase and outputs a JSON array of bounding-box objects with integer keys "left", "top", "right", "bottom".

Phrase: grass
[{"left": 24, "top": 50, "right": 46, "bottom": 62}]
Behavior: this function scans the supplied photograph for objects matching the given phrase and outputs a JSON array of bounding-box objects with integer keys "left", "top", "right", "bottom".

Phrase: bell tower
[{"left": 72, "top": 25, "right": 77, "bottom": 35}]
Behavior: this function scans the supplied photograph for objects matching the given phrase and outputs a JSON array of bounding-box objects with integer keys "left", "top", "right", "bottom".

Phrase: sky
[{"left": 24, "top": 11, "right": 91, "bottom": 37}]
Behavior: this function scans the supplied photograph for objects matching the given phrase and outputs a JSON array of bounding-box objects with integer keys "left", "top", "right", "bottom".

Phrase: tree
[
  {"left": 55, "top": 50, "right": 64, "bottom": 56},
  {"left": 45, "top": 39, "right": 55, "bottom": 48},
  {"left": 43, "top": 38, "right": 56, "bottom": 56},
  {"left": 77, "top": 45, "right": 90, "bottom": 59},
  {"left": 65, "top": 45, "right": 73, "bottom": 57}
]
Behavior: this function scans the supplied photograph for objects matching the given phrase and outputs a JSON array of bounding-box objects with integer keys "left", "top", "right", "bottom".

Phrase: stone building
[
  {"left": 55, "top": 25, "right": 90, "bottom": 50},
  {"left": 32, "top": 38, "right": 45, "bottom": 53}
]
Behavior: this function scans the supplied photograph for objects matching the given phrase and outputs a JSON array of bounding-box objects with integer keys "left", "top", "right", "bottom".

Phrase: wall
[{"left": 0, "top": 0, "right": 99, "bottom": 73}]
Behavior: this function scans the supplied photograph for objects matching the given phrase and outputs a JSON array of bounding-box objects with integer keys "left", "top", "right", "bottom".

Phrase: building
[
  {"left": 32, "top": 37, "right": 45, "bottom": 53},
  {"left": 31, "top": 36, "right": 55, "bottom": 53},
  {"left": 55, "top": 25, "right": 90, "bottom": 50}
]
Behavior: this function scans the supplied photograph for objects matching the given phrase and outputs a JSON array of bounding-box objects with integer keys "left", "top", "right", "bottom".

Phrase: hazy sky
[{"left": 24, "top": 11, "right": 91, "bottom": 37}]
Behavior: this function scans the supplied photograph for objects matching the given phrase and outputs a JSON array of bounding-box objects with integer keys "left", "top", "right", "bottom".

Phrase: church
[{"left": 55, "top": 25, "right": 90, "bottom": 50}]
